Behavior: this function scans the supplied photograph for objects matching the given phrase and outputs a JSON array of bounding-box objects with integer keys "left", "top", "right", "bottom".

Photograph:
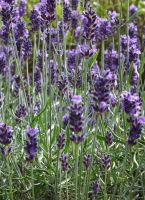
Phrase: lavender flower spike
[
  {"left": 60, "top": 153, "right": 68, "bottom": 172},
  {"left": 0, "top": 123, "right": 13, "bottom": 156},
  {"left": 57, "top": 133, "right": 65, "bottom": 149},
  {"left": 25, "top": 128, "right": 39, "bottom": 161},
  {"left": 69, "top": 95, "right": 84, "bottom": 133}
]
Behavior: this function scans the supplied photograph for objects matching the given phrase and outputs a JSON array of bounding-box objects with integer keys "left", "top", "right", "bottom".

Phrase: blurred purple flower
[
  {"left": 60, "top": 153, "right": 68, "bottom": 172},
  {"left": 57, "top": 133, "right": 65, "bottom": 149},
  {"left": 25, "top": 128, "right": 39, "bottom": 161}
]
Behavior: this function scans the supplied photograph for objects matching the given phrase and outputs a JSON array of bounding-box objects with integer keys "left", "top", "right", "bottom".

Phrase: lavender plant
[{"left": 0, "top": 0, "right": 145, "bottom": 200}]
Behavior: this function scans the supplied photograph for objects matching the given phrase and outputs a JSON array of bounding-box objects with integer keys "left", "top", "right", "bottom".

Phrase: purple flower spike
[
  {"left": 83, "top": 6, "right": 97, "bottom": 41},
  {"left": 120, "top": 91, "right": 141, "bottom": 118},
  {"left": 121, "top": 90, "right": 145, "bottom": 145},
  {"left": 91, "top": 70, "right": 117, "bottom": 114},
  {"left": 105, "top": 132, "right": 113, "bottom": 146},
  {"left": 57, "top": 133, "right": 65, "bottom": 149},
  {"left": 102, "top": 154, "right": 111, "bottom": 169},
  {"left": 30, "top": 8, "right": 41, "bottom": 32},
  {"left": 19, "top": 0, "right": 26, "bottom": 17},
  {"left": 25, "top": 128, "right": 38, "bottom": 161},
  {"left": 15, "top": 104, "right": 27, "bottom": 122},
  {"left": 63, "top": 0, "right": 71, "bottom": 24},
  {"left": 83, "top": 154, "right": 92, "bottom": 171},
  {"left": 60, "top": 153, "right": 68, "bottom": 172},
  {"left": 0, "top": 52, "right": 6, "bottom": 76},
  {"left": 92, "top": 181, "right": 100, "bottom": 195},
  {"left": 0, "top": 123, "right": 13, "bottom": 145},
  {"left": 71, "top": 11, "right": 79, "bottom": 29},
  {"left": 69, "top": 95, "right": 84, "bottom": 135},
  {"left": 71, "top": 0, "right": 78, "bottom": 10},
  {"left": 130, "top": 4, "right": 138, "bottom": 16},
  {"left": 70, "top": 133, "right": 84, "bottom": 144},
  {"left": 104, "top": 44, "right": 119, "bottom": 72},
  {"left": 26, "top": 128, "right": 39, "bottom": 138},
  {"left": 0, "top": 123, "right": 13, "bottom": 156}
]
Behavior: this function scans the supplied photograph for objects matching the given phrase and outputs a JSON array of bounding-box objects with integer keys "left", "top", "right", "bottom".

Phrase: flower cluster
[
  {"left": 69, "top": 95, "right": 84, "bottom": 144},
  {"left": 15, "top": 104, "right": 27, "bottom": 122},
  {"left": 25, "top": 128, "right": 38, "bottom": 161},
  {"left": 0, "top": 123, "right": 13, "bottom": 156},
  {"left": 121, "top": 91, "right": 145, "bottom": 145},
  {"left": 83, "top": 154, "right": 92, "bottom": 171},
  {"left": 91, "top": 70, "right": 117, "bottom": 114},
  {"left": 102, "top": 154, "right": 111, "bottom": 169},
  {"left": 104, "top": 44, "right": 119, "bottom": 72},
  {"left": 57, "top": 133, "right": 65, "bottom": 149},
  {"left": 60, "top": 153, "right": 68, "bottom": 172},
  {"left": 82, "top": 6, "right": 97, "bottom": 41}
]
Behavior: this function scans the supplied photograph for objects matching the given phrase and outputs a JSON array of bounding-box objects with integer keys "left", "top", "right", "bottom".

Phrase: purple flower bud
[
  {"left": 71, "top": 11, "right": 79, "bottom": 30},
  {"left": 0, "top": 52, "right": 6, "bottom": 76},
  {"left": 95, "top": 17, "right": 114, "bottom": 41},
  {"left": 33, "top": 101, "right": 41, "bottom": 114},
  {"left": 104, "top": 44, "right": 119, "bottom": 72},
  {"left": 83, "top": 6, "right": 97, "bottom": 40},
  {"left": 70, "top": 133, "right": 84, "bottom": 144},
  {"left": 57, "top": 133, "right": 65, "bottom": 149},
  {"left": 21, "top": 38, "right": 32, "bottom": 60},
  {"left": 129, "top": 23, "right": 137, "bottom": 38},
  {"left": 34, "top": 67, "right": 41, "bottom": 83},
  {"left": 25, "top": 128, "right": 39, "bottom": 161},
  {"left": 69, "top": 95, "right": 84, "bottom": 134},
  {"left": 130, "top": 4, "right": 137, "bottom": 16},
  {"left": 60, "top": 153, "right": 68, "bottom": 172},
  {"left": 62, "top": 114, "right": 69, "bottom": 129},
  {"left": 83, "top": 154, "right": 92, "bottom": 171},
  {"left": 15, "top": 104, "right": 27, "bottom": 121},
  {"left": 63, "top": 1, "right": 71, "bottom": 24},
  {"left": 105, "top": 132, "right": 113, "bottom": 146},
  {"left": 102, "top": 154, "right": 111, "bottom": 169},
  {"left": 71, "top": 0, "right": 78, "bottom": 10},
  {"left": 91, "top": 70, "right": 117, "bottom": 114},
  {"left": 120, "top": 91, "right": 141, "bottom": 118},
  {"left": 30, "top": 8, "right": 41, "bottom": 32},
  {"left": 79, "top": 44, "right": 97, "bottom": 58},
  {"left": 92, "top": 181, "right": 100, "bottom": 195},
  {"left": 19, "top": 0, "right": 26, "bottom": 17},
  {"left": 57, "top": 73, "right": 68, "bottom": 97},
  {"left": 0, "top": 123, "right": 13, "bottom": 145}
]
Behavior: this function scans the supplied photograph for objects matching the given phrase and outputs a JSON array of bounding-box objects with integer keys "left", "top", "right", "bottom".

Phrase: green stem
[
  {"left": 75, "top": 144, "right": 79, "bottom": 200},
  {"left": 31, "top": 164, "right": 35, "bottom": 200},
  {"left": 55, "top": 150, "right": 60, "bottom": 199},
  {"left": 6, "top": 156, "right": 13, "bottom": 200},
  {"left": 83, "top": 172, "right": 87, "bottom": 199},
  {"left": 66, "top": 172, "right": 69, "bottom": 200},
  {"left": 104, "top": 169, "right": 107, "bottom": 200},
  {"left": 59, "top": 166, "right": 62, "bottom": 200}
]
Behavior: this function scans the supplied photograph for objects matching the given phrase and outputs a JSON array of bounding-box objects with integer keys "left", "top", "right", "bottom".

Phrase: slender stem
[
  {"left": 31, "top": 164, "right": 35, "bottom": 200},
  {"left": 55, "top": 150, "right": 60, "bottom": 199},
  {"left": 83, "top": 172, "right": 87, "bottom": 199},
  {"left": 59, "top": 166, "right": 62, "bottom": 200},
  {"left": 104, "top": 169, "right": 107, "bottom": 200},
  {"left": 66, "top": 172, "right": 69, "bottom": 200},
  {"left": 75, "top": 144, "right": 79, "bottom": 200},
  {"left": 6, "top": 156, "right": 13, "bottom": 200}
]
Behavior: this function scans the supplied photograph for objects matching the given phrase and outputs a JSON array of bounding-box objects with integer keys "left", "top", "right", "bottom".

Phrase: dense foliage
[{"left": 0, "top": 0, "right": 145, "bottom": 200}]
